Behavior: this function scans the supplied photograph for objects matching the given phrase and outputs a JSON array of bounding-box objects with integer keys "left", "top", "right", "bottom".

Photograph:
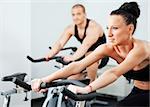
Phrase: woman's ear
[{"left": 128, "top": 24, "right": 134, "bottom": 35}]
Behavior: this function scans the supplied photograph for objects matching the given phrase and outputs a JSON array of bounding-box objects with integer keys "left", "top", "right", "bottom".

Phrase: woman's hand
[
  {"left": 67, "top": 85, "right": 91, "bottom": 94},
  {"left": 31, "top": 79, "right": 48, "bottom": 93}
]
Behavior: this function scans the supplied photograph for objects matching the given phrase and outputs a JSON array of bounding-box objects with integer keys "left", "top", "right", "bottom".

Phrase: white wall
[{"left": 0, "top": 0, "right": 31, "bottom": 107}]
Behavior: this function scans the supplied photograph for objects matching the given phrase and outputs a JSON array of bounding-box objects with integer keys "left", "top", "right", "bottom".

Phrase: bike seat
[{"left": 1, "top": 73, "right": 27, "bottom": 82}]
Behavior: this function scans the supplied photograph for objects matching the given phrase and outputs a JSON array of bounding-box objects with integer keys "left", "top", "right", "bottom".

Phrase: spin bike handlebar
[
  {"left": 60, "top": 87, "right": 103, "bottom": 101},
  {"left": 12, "top": 78, "right": 89, "bottom": 91},
  {"left": 55, "top": 55, "right": 85, "bottom": 65},
  {"left": 8, "top": 77, "right": 101, "bottom": 101},
  {"left": 26, "top": 56, "right": 62, "bottom": 63},
  {"left": 27, "top": 55, "right": 72, "bottom": 65},
  {"left": 49, "top": 46, "right": 77, "bottom": 52},
  {"left": 27, "top": 46, "right": 77, "bottom": 63},
  {"left": 55, "top": 57, "right": 72, "bottom": 65}
]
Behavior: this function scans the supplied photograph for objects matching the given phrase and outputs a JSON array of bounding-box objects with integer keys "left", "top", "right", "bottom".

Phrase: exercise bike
[
  {"left": 27, "top": 47, "right": 113, "bottom": 107},
  {"left": 0, "top": 72, "right": 29, "bottom": 107},
  {"left": 27, "top": 46, "right": 84, "bottom": 107},
  {"left": 2, "top": 73, "right": 117, "bottom": 107},
  {"left": 27, "top": 56, "right": 115, "bottom": 107},
  {"left": 0, "top": 46, "right": 77, "bottom": 107}
]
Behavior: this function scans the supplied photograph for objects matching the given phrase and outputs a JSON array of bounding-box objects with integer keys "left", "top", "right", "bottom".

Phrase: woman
[{"left": 32, "top": 2, "right": 149, "bottom": 106}]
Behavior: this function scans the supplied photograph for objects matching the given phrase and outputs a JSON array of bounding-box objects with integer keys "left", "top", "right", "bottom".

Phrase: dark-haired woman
[{"left": 32, "top": 2, "right": 149, "bottom": 106}]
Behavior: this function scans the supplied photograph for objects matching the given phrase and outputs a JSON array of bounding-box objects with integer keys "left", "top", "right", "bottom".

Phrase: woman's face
[{"left": 107, "top": 15, "right": 133, "bottom": 46}]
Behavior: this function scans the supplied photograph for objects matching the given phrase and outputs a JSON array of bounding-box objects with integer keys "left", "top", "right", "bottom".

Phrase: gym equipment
[
  {"left": 0, "top": 73, "right": 29, "bottom": 107},
  {"left": 5, "top": 75, "right": 116, "bottom": 107}
]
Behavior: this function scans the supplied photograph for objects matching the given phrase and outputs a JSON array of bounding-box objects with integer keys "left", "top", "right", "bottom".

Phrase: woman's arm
[
  {"left": 31, "top": 44, "right": 108, "bottom": 92},
  {"left": 75, "top": 44, "right": 148, "bottom": 93},
  {"left": 42, "top": 44, "right": 108, "bottom": 83}
]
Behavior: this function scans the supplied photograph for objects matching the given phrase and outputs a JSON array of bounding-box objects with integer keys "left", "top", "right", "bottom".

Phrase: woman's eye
[
  {"left": 112, "top": 27, "right": 118, "bottom": 30},
  {"left": 106, "top": 26, "right": 118, "bottom": 30}
]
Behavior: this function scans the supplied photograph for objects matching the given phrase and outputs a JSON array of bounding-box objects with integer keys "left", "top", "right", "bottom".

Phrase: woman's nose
[{"left": 108, "top": 28, "right": 113, "bottom": 37}]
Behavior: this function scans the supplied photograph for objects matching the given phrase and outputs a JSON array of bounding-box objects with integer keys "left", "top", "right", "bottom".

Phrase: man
[{"left": 46, "top": 4, "right": 106, "bottom": 82}]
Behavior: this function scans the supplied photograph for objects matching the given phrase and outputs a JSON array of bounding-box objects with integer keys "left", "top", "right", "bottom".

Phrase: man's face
[{"left": 71, "top": 7, "right": 86, "bottom": 25}]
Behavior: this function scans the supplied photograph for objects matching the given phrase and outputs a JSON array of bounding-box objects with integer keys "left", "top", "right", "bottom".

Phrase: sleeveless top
[
  {"left": 123, "top": 64, "right": 150, "bottom": 81},
  {"left": 74, "top": 19, "right": 106, "bottom": 52}
]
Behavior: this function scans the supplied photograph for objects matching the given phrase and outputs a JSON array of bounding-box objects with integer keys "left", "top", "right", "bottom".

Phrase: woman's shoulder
[
  {"left": 133, "top": 38, "right": 150, "bottom": 48},
  {"left": 133, "top": 38, "right": 150, "bottom": 55}
]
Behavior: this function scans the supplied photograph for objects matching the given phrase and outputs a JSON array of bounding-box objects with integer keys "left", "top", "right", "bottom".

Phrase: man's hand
[
  {"left": 63, "top": 55, "right": 74, "bottom": 62},
  {"left": 45, "top": 53, "right": 53, "bottom": 61}
]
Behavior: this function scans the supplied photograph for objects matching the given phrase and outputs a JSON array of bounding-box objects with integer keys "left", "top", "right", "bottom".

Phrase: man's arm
[
  {"left": 46, "top": 25, "right": 73, "bottom": 58},
  {"left": 71, "top": 24, "right": 103, "bottom": 61}
]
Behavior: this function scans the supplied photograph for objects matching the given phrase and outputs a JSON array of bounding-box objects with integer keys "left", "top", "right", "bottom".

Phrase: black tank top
[
  {"left": 74, "top": 19, "right": 109, "bottom": 69},
  {"left": 74, "top": 19, "right": 106, "bottom": 52},
  {"left": 123, "top": 65, "right": 150, "bottom": 81}
]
